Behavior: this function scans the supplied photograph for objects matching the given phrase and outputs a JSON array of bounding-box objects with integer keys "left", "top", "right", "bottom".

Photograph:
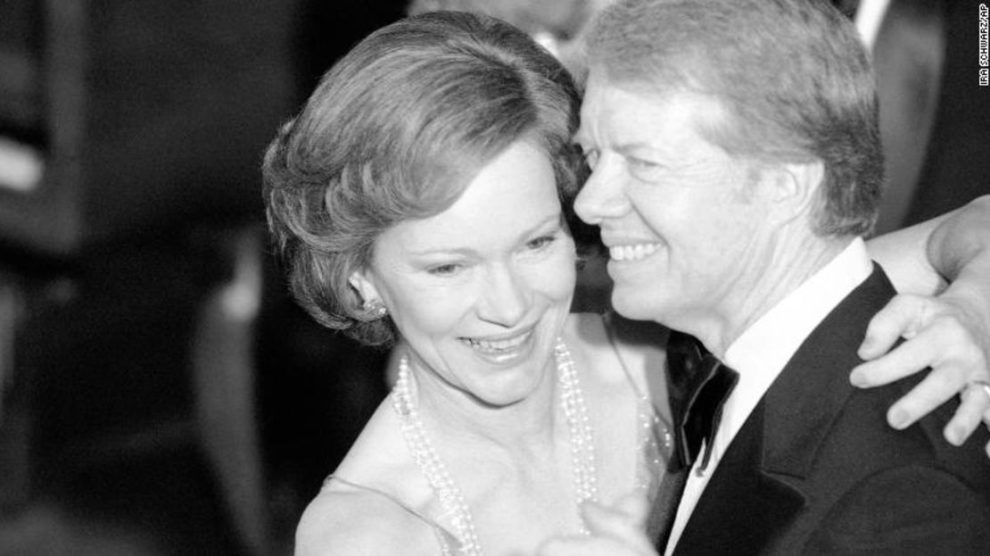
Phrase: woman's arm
[
  {"left": 860, "top": 195, "right": 990, "bottom": 454},
  {"left": 866, "top": 215, "right": 947, "bottom": 295}
]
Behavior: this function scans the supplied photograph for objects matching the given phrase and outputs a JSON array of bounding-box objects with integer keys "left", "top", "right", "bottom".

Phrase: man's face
[{"left": 573, "top": 70, "right": 770, "bottom": 331}]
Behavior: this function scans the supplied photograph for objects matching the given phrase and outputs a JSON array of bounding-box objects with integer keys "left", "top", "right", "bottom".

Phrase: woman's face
[{"left": 352, "top": 140, "right": 577, "bottom": 407}]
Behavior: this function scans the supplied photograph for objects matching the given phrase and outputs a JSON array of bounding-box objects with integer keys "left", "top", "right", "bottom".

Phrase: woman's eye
[{"left": 526, "top": 234, "right": 557, "bottom": 251}]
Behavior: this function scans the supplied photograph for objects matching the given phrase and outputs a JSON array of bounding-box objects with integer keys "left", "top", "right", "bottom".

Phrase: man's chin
[{"left": 609, "top": 291, "right": 663, "bottom": 323}]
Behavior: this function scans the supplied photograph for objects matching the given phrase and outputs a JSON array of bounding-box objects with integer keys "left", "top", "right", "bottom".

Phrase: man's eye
[
  {"left": 628, "top": 157, "right": 659, "bottom": 170},
  {"left": 627, "top": 157, "right": 664, "bottom": 181},
  {"left": 427, "top": 263, "right": 461, "bottom": 276}
]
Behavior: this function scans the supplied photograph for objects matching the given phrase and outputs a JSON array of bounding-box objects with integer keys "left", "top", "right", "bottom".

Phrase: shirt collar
[
  {"left": 715, "top": 237, "right": 873, "bottom": 468},
  {"left": 664, "top": 238, "right": 874, "bottom": 554}
]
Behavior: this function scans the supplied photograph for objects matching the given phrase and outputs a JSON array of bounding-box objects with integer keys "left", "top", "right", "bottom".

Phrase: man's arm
[{"left": 859, "top": 195, "right": 990, "bottom": 453}]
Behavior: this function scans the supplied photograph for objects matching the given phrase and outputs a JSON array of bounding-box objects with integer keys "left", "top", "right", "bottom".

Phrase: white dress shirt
[{"left": 664, "top": 238, "right": 874, "bottom": 555}]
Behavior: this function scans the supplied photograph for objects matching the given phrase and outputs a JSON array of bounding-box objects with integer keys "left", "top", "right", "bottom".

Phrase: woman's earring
[{"left": 363, "top": 300, "right": 388, "bottom": 319}]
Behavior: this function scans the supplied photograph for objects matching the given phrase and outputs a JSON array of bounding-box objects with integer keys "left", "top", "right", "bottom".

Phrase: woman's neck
[
  {"left": 404, "top": 353, "right": 566, "bottom": 463},
  {"left": 388, "top": 339, "right": 603, "bottom": 553}
]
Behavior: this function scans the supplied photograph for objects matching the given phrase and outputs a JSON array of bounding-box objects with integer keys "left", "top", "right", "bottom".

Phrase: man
[{"left": 546, "top": 0, "right": 990, "bottom": 553}]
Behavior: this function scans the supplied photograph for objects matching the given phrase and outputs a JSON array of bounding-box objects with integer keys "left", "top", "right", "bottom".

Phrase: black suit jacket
[{"left": 671, "top": 265, "right": 990, "bottom": 555}]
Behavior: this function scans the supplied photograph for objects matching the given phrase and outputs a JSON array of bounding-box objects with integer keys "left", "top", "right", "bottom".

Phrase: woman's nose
[{"left": 476, "top": 265, "right": 529, "bottom": 327}]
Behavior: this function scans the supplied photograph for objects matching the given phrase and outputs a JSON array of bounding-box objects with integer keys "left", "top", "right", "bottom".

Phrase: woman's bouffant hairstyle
[
  {"left": 586, "top": 0, "right": 884, "bottom": 237},
  {"left": 263, "top": 11, "right": 585, "bottom": 346}
]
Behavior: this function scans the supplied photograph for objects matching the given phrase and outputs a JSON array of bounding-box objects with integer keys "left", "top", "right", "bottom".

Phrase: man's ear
[
  {"left": 762, "top": 159, "right": 824, "bottom": 223},
  {"left": 348, "top": 270, "right": 381, "bottom": 307}
]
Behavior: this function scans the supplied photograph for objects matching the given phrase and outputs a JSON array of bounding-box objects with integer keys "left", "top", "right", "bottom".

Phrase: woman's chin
[{"left": 461, "top": 362, "right": 553, "bottom": 409}]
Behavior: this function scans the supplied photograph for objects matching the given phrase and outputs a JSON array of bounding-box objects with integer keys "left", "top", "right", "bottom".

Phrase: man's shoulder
[
  {"left": 769, "top": 332, "right": 985, "bottom": 481},
  {"left": 802, "top": 454, "right": 990, "bottom": 553},
  {"left": 766, "top": 369, "right": 990, "bottom": 551},
  {"left": 754, "top": 261, "right": 989, "bottom": 526},
  {"left": 825, "top": 371, "right": 989, "bottom": 478},
  {"left": 755, "top": 266, "right": 900, "bottom": 468},
  {"left": 754, "top": 374, "right": 990, "bottom": 554}
]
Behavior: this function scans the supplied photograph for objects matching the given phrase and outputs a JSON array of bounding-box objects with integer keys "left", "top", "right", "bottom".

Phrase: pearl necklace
[{"left": 391, "top": 338, "right": 598, "bottom": 556}]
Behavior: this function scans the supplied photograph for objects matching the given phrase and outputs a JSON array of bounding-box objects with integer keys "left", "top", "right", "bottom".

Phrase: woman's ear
[{"left": 348, "top": 270, "right": 381, "bottom": 307}]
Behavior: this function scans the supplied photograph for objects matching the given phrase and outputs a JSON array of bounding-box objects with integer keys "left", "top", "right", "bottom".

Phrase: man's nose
[{"left": 574, "top": 161, "right": 630, "bottom": 225}]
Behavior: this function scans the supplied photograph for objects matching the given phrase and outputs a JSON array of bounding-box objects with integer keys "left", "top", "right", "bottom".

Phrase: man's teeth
[
  {"left": 465, "top": 332, "right": 530, "bottom": 352},
  {"left": 609, "top": 243, "right": 659, "bottom": 261}
]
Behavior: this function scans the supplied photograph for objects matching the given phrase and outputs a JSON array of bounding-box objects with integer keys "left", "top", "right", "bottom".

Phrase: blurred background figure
[
  {"left": 839, "top": 0, "right": 990, "bottom": 233},
  {"left": 407, "top": 0, "right": 599, "bottom": 69},
  {"left": 0, "top": 2, "right": 406, "bottom": 554}
]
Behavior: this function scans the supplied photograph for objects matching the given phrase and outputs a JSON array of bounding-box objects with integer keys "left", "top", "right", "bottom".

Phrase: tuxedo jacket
[{"left": 671, "top": 265, "right": 990, "bottom": 555}]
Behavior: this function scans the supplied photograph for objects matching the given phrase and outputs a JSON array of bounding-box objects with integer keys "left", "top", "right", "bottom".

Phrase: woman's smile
[{"left": 460, "top": 328, "right": 536, "bottom": 365}]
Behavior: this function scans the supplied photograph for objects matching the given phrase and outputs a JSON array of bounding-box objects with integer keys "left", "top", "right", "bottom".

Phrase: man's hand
[{"left": 538, "top": 493, "right": 658, "bottom": 556}]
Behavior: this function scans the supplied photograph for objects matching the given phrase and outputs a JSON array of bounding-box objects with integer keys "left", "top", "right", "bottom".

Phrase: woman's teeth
[{"left": 464, "top": 331, "right": 531, "bottom": 352}]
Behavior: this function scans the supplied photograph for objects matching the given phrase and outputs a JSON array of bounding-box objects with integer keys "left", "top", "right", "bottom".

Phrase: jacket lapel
[
  {"left": 674, "top": 404, "right": 805, "bottom": 554},
  {"left": 673, "top": 265, "right": 896, "bottom": 554},
  {"left": 760, "top": 265, "right": 895, "bottom": 476}
]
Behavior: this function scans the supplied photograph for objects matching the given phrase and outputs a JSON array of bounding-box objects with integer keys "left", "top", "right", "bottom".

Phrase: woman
[
  {"left": 267, "top": 13, "right": 663, "bottom": 554},
  {"left": 264, "top": 12, "right": 990, "bottom": 555}
]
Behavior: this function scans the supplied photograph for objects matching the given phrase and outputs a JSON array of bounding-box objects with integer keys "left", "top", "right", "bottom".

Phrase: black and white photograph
[{"left": 1, "top": 1, "right": 989, "bottom": 554}]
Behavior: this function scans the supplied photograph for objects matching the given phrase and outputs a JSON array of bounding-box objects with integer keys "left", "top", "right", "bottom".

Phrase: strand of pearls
[
  {"left": 554, "top": 338, "right": 599, "bottom": 525},
  {"left": 391, "top": 338, "right": 597, "bottom": 555},
  {"left": 392, "top": 358, "right": 482, "bottom": 555}
]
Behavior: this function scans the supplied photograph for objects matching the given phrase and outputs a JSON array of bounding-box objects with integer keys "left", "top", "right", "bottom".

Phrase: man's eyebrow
[{"left": 613, "top": 139, "right": 680, "bottom": 159}]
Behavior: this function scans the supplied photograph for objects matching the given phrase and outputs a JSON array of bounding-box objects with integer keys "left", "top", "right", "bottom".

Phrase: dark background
[{"left": 0, "top": 2, "right": 407, "bottom": 554}]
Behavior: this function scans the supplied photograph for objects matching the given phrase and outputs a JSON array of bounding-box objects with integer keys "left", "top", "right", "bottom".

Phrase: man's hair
[
  {"left": 585, "top": 0, "right": 884, "bottom": 236},
  {"left": 263, "top": 11, "right": 583, "bottom": 346}
]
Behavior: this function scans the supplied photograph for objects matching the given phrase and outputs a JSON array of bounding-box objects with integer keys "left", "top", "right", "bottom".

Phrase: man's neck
[{"left": 691, "top": 231, "right": 853, "bottom": 359}]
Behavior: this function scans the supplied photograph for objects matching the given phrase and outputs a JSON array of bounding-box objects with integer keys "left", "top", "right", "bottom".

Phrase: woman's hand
[
  {"left": 851, "top": 292, "right": 990, "bottom": 452},
  {"left": 856, "top": 196, "right": 990, "bottom": 456}
]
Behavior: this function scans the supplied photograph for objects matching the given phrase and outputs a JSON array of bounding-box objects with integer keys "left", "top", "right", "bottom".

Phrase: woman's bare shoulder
[
  {"left": 294, "top": 483, "right": 438, "bottom": 556},
  {"left": 564, "top": 312, "right": 670, "bottom": 417},
  {"left": 565, "top": 313, "right": 668, "bottom": 375}
]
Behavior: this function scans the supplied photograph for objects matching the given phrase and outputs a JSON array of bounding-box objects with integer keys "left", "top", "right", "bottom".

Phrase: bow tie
[{"left": 666, "top": 331, "right": 739, "bottom": 472}]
